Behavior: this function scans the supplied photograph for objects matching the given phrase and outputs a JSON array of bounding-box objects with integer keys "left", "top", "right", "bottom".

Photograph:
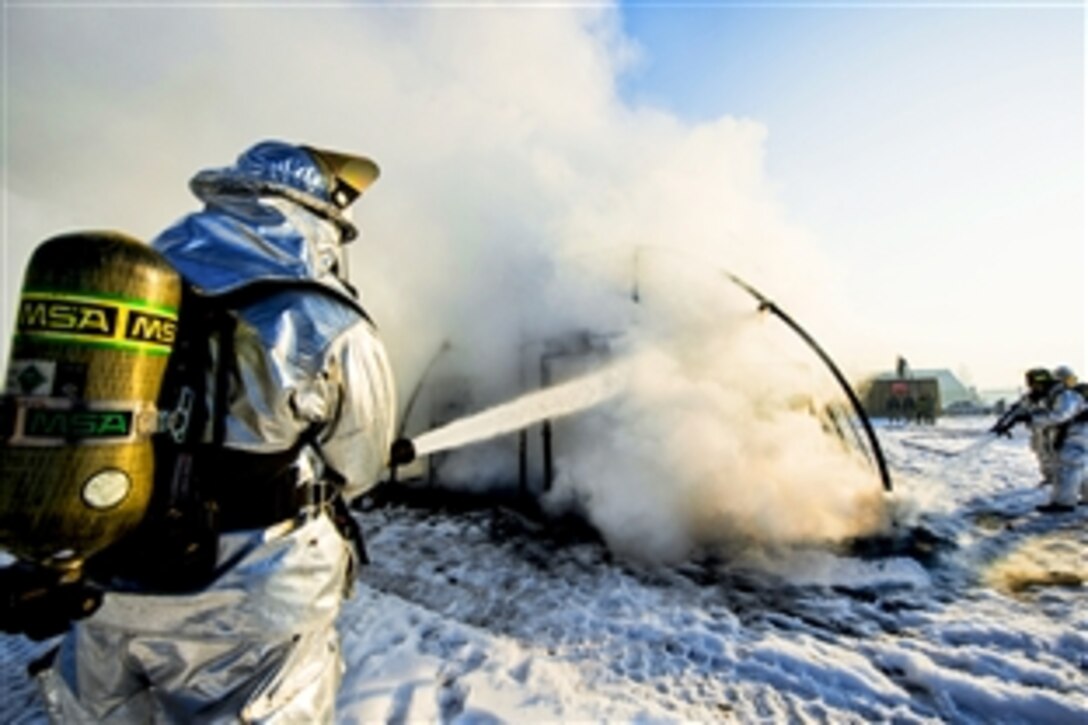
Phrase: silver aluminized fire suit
[
  {"left": 1037, "top": 384, "right": 1088, "bottom": 507},
  {"left": 37, "top": 142, "right": 397, "bottom": 723}
]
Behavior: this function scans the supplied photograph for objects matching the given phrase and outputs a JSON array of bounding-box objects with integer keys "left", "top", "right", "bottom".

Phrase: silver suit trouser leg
[
  {"left": 37, "top": 515, "right": 350, "bottom": 724},
  {"left": 1051, "top": 450, "right": 1087, "bottom": 507}
]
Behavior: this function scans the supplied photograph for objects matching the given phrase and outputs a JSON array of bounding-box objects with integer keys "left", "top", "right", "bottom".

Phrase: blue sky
[{"left": 617, "top": 3, "right": 1084, "bottom": 388}]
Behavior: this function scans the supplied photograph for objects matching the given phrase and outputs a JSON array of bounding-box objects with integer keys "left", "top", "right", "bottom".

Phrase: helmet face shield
[{"left": 303, "top": 146, "right": 380, "bottom": 210}]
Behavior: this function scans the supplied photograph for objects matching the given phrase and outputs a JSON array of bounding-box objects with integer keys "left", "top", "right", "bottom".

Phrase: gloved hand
[
  {"left": 990, "top": 408, "right": 1031, "bottom": 437},
  {"left": 0, "top": 563, "right": 102, "bottom": 641}
]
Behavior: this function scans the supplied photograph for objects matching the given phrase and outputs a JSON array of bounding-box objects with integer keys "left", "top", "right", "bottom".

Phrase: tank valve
[{"left": 389, "top": 438, "right": 416, "bottom": 466}]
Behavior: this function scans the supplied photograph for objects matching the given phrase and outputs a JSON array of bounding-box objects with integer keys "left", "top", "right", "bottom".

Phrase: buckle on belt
[{"left": 300, "top": 482, "right": 332, "bottom": 518}]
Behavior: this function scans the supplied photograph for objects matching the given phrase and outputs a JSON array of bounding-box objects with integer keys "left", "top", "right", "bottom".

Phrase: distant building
[
  {"left": 860, "top": 368, "right": 985, "bottom": 417},
  {"left": 862, "top": 376, "right": 939, "bottom": 421}
]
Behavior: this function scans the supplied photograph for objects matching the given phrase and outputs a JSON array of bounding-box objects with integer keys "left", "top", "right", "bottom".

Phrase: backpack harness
[{"left": 86, "top": 280, "right": 369, "bottom": 593}]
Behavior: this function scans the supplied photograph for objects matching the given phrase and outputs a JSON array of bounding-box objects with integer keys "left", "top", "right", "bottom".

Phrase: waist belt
[
  {"left": 88, "top": 446, "right": 341, "bottom": 594},
  {"left": 209, "top": 461, "right": 367, "bottom": 579},
  {"left": 201, "top": 446, "right": 333, "bottom": 532},
  {"left": 215, "top": 475, "right": 332, "bottom": 532}
]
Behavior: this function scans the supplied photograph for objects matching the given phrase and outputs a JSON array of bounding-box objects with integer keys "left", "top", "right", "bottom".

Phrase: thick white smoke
[
  {"left": 5, "top": 5, "right": 888, "bottom": 562},
  {"left": 532, "top": 253, "right": 890, "bottom": 563}
]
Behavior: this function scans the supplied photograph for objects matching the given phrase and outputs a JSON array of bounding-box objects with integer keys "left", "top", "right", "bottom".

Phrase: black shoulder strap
[{"left": 210, "top": 305, "right": 236, "bottom": 447}]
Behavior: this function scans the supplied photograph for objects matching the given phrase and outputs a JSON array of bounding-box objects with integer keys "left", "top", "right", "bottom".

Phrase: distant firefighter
[
  {"left": 991, "top": 368, "right": 1060, "bottom": 488},
  {"left": 1032, "top": 366, "right": 1088, "bottom": 513}
]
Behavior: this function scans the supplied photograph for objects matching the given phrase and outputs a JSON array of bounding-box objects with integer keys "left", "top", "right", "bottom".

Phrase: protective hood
[
  {"left": 190, "top": 141, "right": 359, "bottom": 241},
  {"left": 153, "top": 142, "right": 361, "bottom": 301}
]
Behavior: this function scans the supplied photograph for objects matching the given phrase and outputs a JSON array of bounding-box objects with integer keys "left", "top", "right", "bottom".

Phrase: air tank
[{"left": 0, "top": 231, "right": 181, "bottom": 571}]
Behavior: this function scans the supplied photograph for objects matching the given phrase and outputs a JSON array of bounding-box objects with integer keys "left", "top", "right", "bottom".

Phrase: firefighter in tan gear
[
  {"left": 991, "top": 368, "right": 1060, "bottom": 487},
  {"left": 7, "top": 141, "right": 396, "bottom": 722}
]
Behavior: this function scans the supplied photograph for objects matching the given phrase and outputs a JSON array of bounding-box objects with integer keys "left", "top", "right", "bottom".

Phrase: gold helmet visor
[{"left": 303, "top": 146, "right": 380, "bottom": 209}]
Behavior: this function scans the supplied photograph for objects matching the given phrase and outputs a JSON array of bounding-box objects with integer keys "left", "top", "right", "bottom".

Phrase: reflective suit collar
[{"left": 153, "top": 189, "right": 359, "bottom": 308}]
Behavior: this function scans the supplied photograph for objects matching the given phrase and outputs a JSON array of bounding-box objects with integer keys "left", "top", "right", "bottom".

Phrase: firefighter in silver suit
[
  {"left": 1035, "top": 366, "right": 1088, "bottom": 513},
  {"left": 37, "top": 141, "right": 397, "bottom": 722}
]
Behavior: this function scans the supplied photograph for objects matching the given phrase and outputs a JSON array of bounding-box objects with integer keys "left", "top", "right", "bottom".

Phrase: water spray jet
[{"left": 387, "top": 361, "right": 630, "bottom": 472}]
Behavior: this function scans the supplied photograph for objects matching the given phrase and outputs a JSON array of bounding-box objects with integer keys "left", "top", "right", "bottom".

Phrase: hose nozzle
[{"left": 389, "top": 438, "right": 416, "bottom": 466}]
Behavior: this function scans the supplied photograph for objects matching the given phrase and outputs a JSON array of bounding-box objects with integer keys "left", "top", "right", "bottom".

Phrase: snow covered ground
[{"left": 2, "top": 416, "right": 1085, "bottom": 723}]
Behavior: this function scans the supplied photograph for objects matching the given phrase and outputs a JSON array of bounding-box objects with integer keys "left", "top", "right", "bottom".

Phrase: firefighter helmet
[
  {"left": 189, "top": 140, "right": 379, "bottom": 242},
  {"left": 1025, "top": 367, "right": 1054, "bottom": 390},
  {"left": 1052, "top": 365, "right": 1076, "bottom": 386}
]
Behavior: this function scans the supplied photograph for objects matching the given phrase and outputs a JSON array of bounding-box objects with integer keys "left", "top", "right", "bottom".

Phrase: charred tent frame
[
  {"left": 381, "top": 331, "right": 617, "bottom": 508},
  {"left": 377, "top": 253, "right": 893, "bottom": 510},
  {"left": 723, "top": 272, "right": 893, "bottom": 492}
]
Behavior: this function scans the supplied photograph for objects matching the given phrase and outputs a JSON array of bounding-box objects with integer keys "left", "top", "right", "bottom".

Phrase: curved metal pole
[
  {"left": 722, "top": 272, "right": 893, "bottom": 493},
  {"left": 396, "top": 340, "right": 452, "bottom": 440},
  {"left": 581, "top": 243, "right": 891, "bottom": 493}
]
